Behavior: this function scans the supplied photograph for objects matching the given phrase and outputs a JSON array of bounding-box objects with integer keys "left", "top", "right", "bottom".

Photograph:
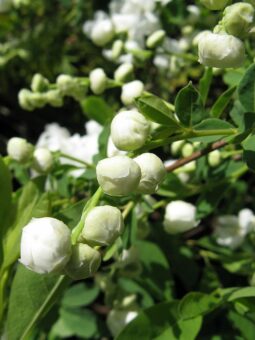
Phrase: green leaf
[
  {"left": 62, "top": 282, "right": 100, "bottom": 308},
  {"left": 7, "top": 265, "right": 69, "bottom": 340},
  {"left": 199, "top": 67, "right": 212, "bottom": 105},
  {"left": 0, "top": 157, "right": 12, "bottom": 263},
  {"left": 81, "top": 96, "right": 115, "bottom": 125},
  {"left": 242, "top": 134, "right": 255, "bottom": 170},
  {"left": 190, "top": 118, "right": 235, "bottom": 143},
  {"left": 3, "top": 182, "right": 50, "bottom": 269},
  {"left": 59, "top": 307, "right": 98, "bottom": 338},
  {"left": 210, "top": 86, "right": 236, "bottom": 118},
  {"left": 136, "top": 240, "right": 173, "bottom": 300},
  {"left": 136, "top": 92, "right": 180, "bottom": 127},
  {"left": 228, "top": 310, "right": 255, "bottom": 340},
  {"left": 117, "top": 301, "right": 202, "bottom": 340},
  {"left": 238, "top": 64, "right": 255, "bottom": 112},
  {"left": 231, "top": 112, "right": 255, "bottom": 144},
  {"left": 175, "top": 82, "right": 205, "bottom": 126}
]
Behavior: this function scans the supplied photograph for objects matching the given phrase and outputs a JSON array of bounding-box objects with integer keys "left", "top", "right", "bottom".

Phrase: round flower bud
[
  {"left": 114, "top": 63, "right": 134, "bottom": 83},
  {"left": 171, "top": 140, "right": 185, "bottom": 156},
  {"left": 208, "top": 149, "right": 221, "bottom": 167},
  {"left": 96, "top": 156, "right": 141, "bottom": 196},
  {"left": 213, "top": 215, "right": 244, "bottom": 249},
  {"left": 200, "top": 0, "right": 230, "bottom": 10},
  {"left": 146, "top": 30, "right": 166, "bottom": 49},
  {"left": 134, "top": 153, "right": 166, "bottom": 194},
  {"left": 81, "top": 205, "right": 124, "bottom": 246},
  {"left": 164, "top": 200, "right": 199, "bottom": 234},
  {"left": 198, "top": 32, "right": 245, "bottom": 68},
  {"left": 181, "top": 143, "right": 194, "bottom": 157},
  {"left": 56, "top": 74, "right": 87, "bottom": 101},
  {"left": 89, "top": 68, "right": 107, "bottom": 95},
  {"left": 110, "top": 110, "right": 150, "bottom": 151},
  {"left": 18, "top": 89, "right": 34, "bottom": 111},
  {"left": 65, "top": 243, "right": 101, "bottom": 280},
  {"left": 33, "top": 147, "right": 53, "bottom": 173},
  {"left": 220, "top": 3, "right": 254, "bottom": 39},
  {"left": 7, "top": 137, "right": 33, "bottom": 163},
  {"left": 31, "top": 73, "right": 49, "bottom": 92},
  {"left": 91, "top": 19, "right": 115, "bottom": 46},
  {"left": 112, "top": 39, "right": 124, "bottom": 59},
  {"left": 29, "top": 92, "right": 47, "bottom": 109},
  {"left": 20, "top": 217, "right": 71, "bottom": 274},
  {"left": 46, "top": 89, "right": 64, "bottom": 107},
  {"left": 121, "top": 80, "right": 144, "bottom": 106}
]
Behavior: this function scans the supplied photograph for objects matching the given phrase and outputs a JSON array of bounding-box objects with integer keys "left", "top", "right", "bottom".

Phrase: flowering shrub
[{"left": 2, "top": 0, "right": 255, "bottom": 339}]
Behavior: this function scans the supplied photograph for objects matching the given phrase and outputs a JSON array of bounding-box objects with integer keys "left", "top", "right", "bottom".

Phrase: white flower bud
[
  {"left": 146, "top": 30, "right": 166, "bottom": 49},
  {"left": 121, "top": 80, "right": 144, "bottom": 106},
  {"left": 200, "top": 0, "right": 230, "bottom": 10},
  {"left": 91, "top": 19, "right": 115, "bottom": 46},
  {"left": 96, "top": 156, "right": 141, "bottom": 196},
  {"left": 171, "top": 140, "right": 185, "bottom": 155},
  {"left": 164, "top": 200, "right": 199, "bottom": 234},
  {"left": 208, "top": 149, "right": 221, "bottom": 167},
  {"left": 7, "top": 137, "right": 33, "bottom": 163},
  {"left": 33, "top": 147, "right": 53, "bottom": 173},
  {"left": 56, "top": 74, "right": 87, "bottom": 100},
  {"left": 198, "top": 32, "right": 245, "bottom": 68},
  {"left": 107, "top": 136, "right": 127, "bottom": 158},
  {"left": 112, "top": 39, "right": 124, "bottom": 59},
  {"left": 31, "top": 73, "right": 49, "bottom": 92},
  {"left": 238, "top": 208, "right": 255, "bottom": 234},
  {"left": 110, "top": 110, "right": 150, "bottom": 151},
  {"left": 46, "top": 89, "right": 64, "bottom": 107},
  {"left": 65, "top": 243, "right": 101, "bottom": 280},
  {"left": 192, "top": 30, "right": 211, "bottom": 47},
  {"left": 18, "top": 89, "right": 34, "bottom": 111},
  {"left": 220, "top": 3, "right": 254, "bottom": 39},
  {"left": 214, "top": 215, "right": 244, "bottom": 249},
  {"left": 114, "top": 63, "right": 134, "bottom": 83},
  {"left": 181, "top": 143, "right": 194, "bottom": 157},
  {"left": 81, "top": 205, "right": 124, "bottom": 246},
  {"left": 20, "top": 217, "right": 71, "bottom": 274},
  {"left": 134, "top": 153, "right": 166, "bottom": 194},
  {"left": 89, "top": 68, "right": 107, "bottom": 95}
]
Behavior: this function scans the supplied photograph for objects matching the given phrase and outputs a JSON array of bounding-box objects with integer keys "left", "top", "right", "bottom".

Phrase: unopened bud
[
  {"left": 46, "top": 89, "right": 64, "bottom": 107},
  {"left": 65, "top": 243, "right": 101, "bottom": 280},
  {"left": 18, "top": 89, "right": 34, "bottom": 111},
  {"left": 110, "top": 110, "right": 150, "bottom": 151},
  {"left": 220, "top": 2, "right": 254, "bottom": 39},
  {"left": 200, "top": 0, "right": 230, "bottom": 10},
  {"left": 56, "top": 74, "right": 87, "bottom": 101},
  {"left": 164, "top": 200, "right": 199, "bottom": 234},
  {"left": 31, "top": 73, "right": 49, "bottom": 92},
  {"left": 7, "top": 137, "right": 33, "bottom": 163},
  {"left": 20, "top": 217, "right": 71, "bottom": 274},
  {"left": 146, "top": 30, "right": 166, "bottom": 49},
  {"left": 114, "top": 63, "right": 134, "bottom": 83},
  {"left": 121, "top": 80, "right": 144, "bottom": 106},
  {"left": 91, "top": 19, "right": 115, "bottom": 46},
  {"left": 33, "top": 147, "right": 53, "bottom": 173},
  {"left": 81, "top": 205, "right": 124, "bottom": 246},
  {"left": 112, "top": 39, "right": 124, "bottom": 59},
  {"left": 182, "top": 143, "right": 194, "bottom": 157},
  {"left": 134, "top": 153, "right": 166, "bottom": 194},
  {"left": 208, "top": 149, "right": 221, "bottom": 167},
  {"left": 198, "top": 32, "right": 245, "bottom": 68},
  {"left": 89, "top": 68, "right": 108, "bottom": 95},
  {"left": 171, "top": 140, "right": 185, "bottom": 155},
  {"left": 96, "top": 156, "right": 141, "bottom": 196}
]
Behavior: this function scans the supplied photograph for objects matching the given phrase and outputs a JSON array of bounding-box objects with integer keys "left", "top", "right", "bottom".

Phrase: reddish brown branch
[{"left": 165, "top": 140, "right": 227, "bottom": 172}]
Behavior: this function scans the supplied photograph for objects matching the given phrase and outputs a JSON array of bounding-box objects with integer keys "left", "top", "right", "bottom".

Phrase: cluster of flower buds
[
  {"left": 18, "top": 73, "right": 90, "bottom": 111},
  {"left": 7, "top": 137, "right": 53, "bottom": 173},
  {"left": 200, "top": 0, "right": 229, "bottom": 11},
  {"left": 19, "top": 204, "right": 125, "bottom": 280},
  {"left": 96, "top": 109, "right": 166, "bottom": 196},
  {"left": 198, "top": 2, "right": 254, "bottom": 68}
]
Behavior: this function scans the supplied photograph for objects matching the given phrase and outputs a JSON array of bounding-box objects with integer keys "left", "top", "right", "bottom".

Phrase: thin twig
[{"left": 165, "top": 140, "right": 227, "bottom": 172}]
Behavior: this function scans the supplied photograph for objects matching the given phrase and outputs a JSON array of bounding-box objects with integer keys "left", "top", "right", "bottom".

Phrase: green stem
[
  {"left": 71, "top": 187, "right": 103, "bottom": 244},
  {"left": 59, "top": 153, "right": 95, "bottom": 169},
  {"left": 122, "top": 201, "right": 134, "bottom": 219}
]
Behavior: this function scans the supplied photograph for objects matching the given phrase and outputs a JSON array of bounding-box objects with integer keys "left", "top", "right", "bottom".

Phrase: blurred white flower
[{"left": 107, "top": 309, "right": 138, "bottom": 337}]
